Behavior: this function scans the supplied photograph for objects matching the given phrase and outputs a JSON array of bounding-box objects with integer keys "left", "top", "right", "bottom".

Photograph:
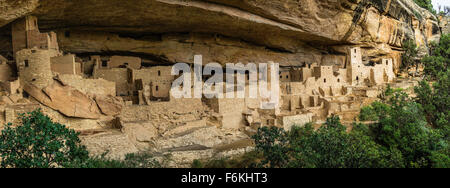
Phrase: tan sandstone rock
[
  {"left": 81, "top": 131, "right": 139, "bottom": 160},
  {"left": 95, "top": 95, "right": 124, "bottom": 116},
  {"left": 24, "top": 81, "right": 102, "bottom": 119},
  {"left": 0, "top": 0, "right": 442, "bottom": 68}
]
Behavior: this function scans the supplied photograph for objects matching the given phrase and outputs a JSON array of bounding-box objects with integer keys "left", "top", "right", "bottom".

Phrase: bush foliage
[
  {"left": 0, "top": 109, "right": 161, "bottom": 168},
  {"left": 0, "top": 109, "right": 89, "bottom": 168},
  {"left": 413, "top": 0, "right": 435, "bottom": 13}
]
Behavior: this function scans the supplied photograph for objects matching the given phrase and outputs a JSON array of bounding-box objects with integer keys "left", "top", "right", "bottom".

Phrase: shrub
[
  {"left": 191, "top": 151, "right": 262, "bottom": 168},
  {"left": 416, "top": 34, "right": 450, "bottom": 138},
  {"left": 251, "top": 118, "right": 389, "bottom": 168},
  {"left": 73, "top": 153, "right": 162, "bottom": 168},
  {"left": 362, "top": 90, "right": 448, "bottom": 168},
  {"left": 0, "top": 109, "right": 164, "bottom": 168},
  {"left": 401, "top": 39, "right": 419, "bottom": 73},
  {"left": 422, "top": 34, "right": 449, "bottom": 80},
  {"left": 191, "top": 159, "right": 204, "bottom": 168},
  {"left": 413, "top": 0, "right": 435, "bottom": 13},
  {"left": 0, "top": 109, "right": 89, "bottom": 168}
]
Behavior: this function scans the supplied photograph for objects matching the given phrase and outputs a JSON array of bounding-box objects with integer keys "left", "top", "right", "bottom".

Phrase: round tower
[{"left": 15, "top": 48, "right": 54, "bottom": 88}]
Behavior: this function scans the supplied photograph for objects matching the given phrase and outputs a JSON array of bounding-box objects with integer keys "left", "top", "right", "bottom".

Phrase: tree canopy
[
  {"left": 414, "top": 0, "right": 435, "bottom": 13},
  {"left": 0, "top": 109, "right": 89, "bottom": 168}
]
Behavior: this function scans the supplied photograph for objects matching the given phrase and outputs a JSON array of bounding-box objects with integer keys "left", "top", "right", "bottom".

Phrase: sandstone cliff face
[
  {"left": 0, "top": 0, "right": 39, "bottom": 27},
  {"left": 0, "top": 0, "right": 442, "bottom": 68},
  {"left": 441, "top": 16, "right": 450, "bottom": 34}
]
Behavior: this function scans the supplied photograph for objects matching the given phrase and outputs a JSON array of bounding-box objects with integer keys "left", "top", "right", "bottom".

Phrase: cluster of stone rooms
[{"left": 0, "top": 16, "right": 397, "bottom": 132}]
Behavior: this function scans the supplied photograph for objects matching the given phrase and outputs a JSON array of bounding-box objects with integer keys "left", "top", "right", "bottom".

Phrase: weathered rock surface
[
  {"left": 95, "top": 95, "right": 124, "bottom": 116},
  {"left": 24, "top": 81, "right": 102, "bottom": 119},
  {"left": 0, "top": 0, "right": 442, "bottom": 67},
  {"left": 80, "top": 124, "right": 252, "bottom": 167},
  {"left": 24, "top": 80, "right": 124, "bottom": 119},
  {"left": 81, "top": 131, "right": 139, "bottom": 160},
  {"left": 0, "top": 0, "right": 39, "bottom": 27},
  {"left": 441, "top": 16, "right": 450, "bottom": 34}
]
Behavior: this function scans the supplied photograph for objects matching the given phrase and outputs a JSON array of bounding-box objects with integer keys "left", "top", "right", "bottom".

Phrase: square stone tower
[
  {"left": 12, "top": 16, "right": 59, "bottom": 56},
  {"left": 347, "top": 47, "right": 365, "bottom": 85}
]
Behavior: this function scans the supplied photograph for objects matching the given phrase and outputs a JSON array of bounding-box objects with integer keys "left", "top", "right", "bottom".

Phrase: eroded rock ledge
[{"left": 0, "top": 0, "right": 442, "bottom": 67}]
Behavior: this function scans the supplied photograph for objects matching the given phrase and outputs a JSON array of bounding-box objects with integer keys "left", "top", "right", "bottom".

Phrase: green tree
[
  {"left": 415, "top": 72, "right": 450, "bottom": 133},
  {"left": 422, "top": 34, "right": 450, "bottom": 80},
  {"left": 252, "top": 126, "right": 290, "bottom": 168},
  {"left": 252, "top": 117, "right": 390, "bottom": 168},
  {"left": 190, "top": 151, "right": 263, "bottom": 168},
  {"left": 290, "top": 117, "right": 387, "bottom": 168},
  {"left": 402, "top": 39, "right": 420, "bottom": 75},
  {"left": 0, "top": 109, "right": 90, "bottom": 168},
  {"left": 414, "top": 0, "right": 435, "bottom": 13},
  {"left": 362, "top": 91, "right": 448, "bottom": 168},
  {"left": 71, "top": 153, "right": 162, "bottom": 168},
  {"left": 415, "top": 34, "right": 450, "bottom": 139}
]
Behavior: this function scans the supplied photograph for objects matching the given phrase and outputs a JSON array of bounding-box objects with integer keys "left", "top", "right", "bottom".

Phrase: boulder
[
  {"left": 95, "top": 95, "right": 124, "bottom": 116},
  {"left": 24, "top": 81, "right": 102, "bottom": 119},
  {"left": 121, "top": 122, "right": 159, "bottom": 143}
]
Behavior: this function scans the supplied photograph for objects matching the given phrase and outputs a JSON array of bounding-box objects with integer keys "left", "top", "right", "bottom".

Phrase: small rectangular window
[{"left": 24, "top": 60, "right": 29, "bottom": 67}]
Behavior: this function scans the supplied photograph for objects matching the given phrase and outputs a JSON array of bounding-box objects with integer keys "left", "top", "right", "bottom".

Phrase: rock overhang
[{"left": 0, "top": 0, "right": 442, "bottom": 66}]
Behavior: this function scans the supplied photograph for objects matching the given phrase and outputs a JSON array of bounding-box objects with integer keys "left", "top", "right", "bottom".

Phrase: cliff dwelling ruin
[
  {"left": 2, "top": 15, "right": 400, "bottom": 129},
  {"left": 0, "top": 0, "right": 445, "bottom": 167}
]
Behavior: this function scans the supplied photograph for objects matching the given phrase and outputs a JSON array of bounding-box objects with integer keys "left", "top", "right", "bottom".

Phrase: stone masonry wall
[
  {"left": 58, "top": 74, "right": 115, "bottom": 96},
  {"left": 94, "top": 68, "right": 129, "bottom": 96},
  {"left": 15, "top": 48, "right": 53, "bottom": 88}
]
